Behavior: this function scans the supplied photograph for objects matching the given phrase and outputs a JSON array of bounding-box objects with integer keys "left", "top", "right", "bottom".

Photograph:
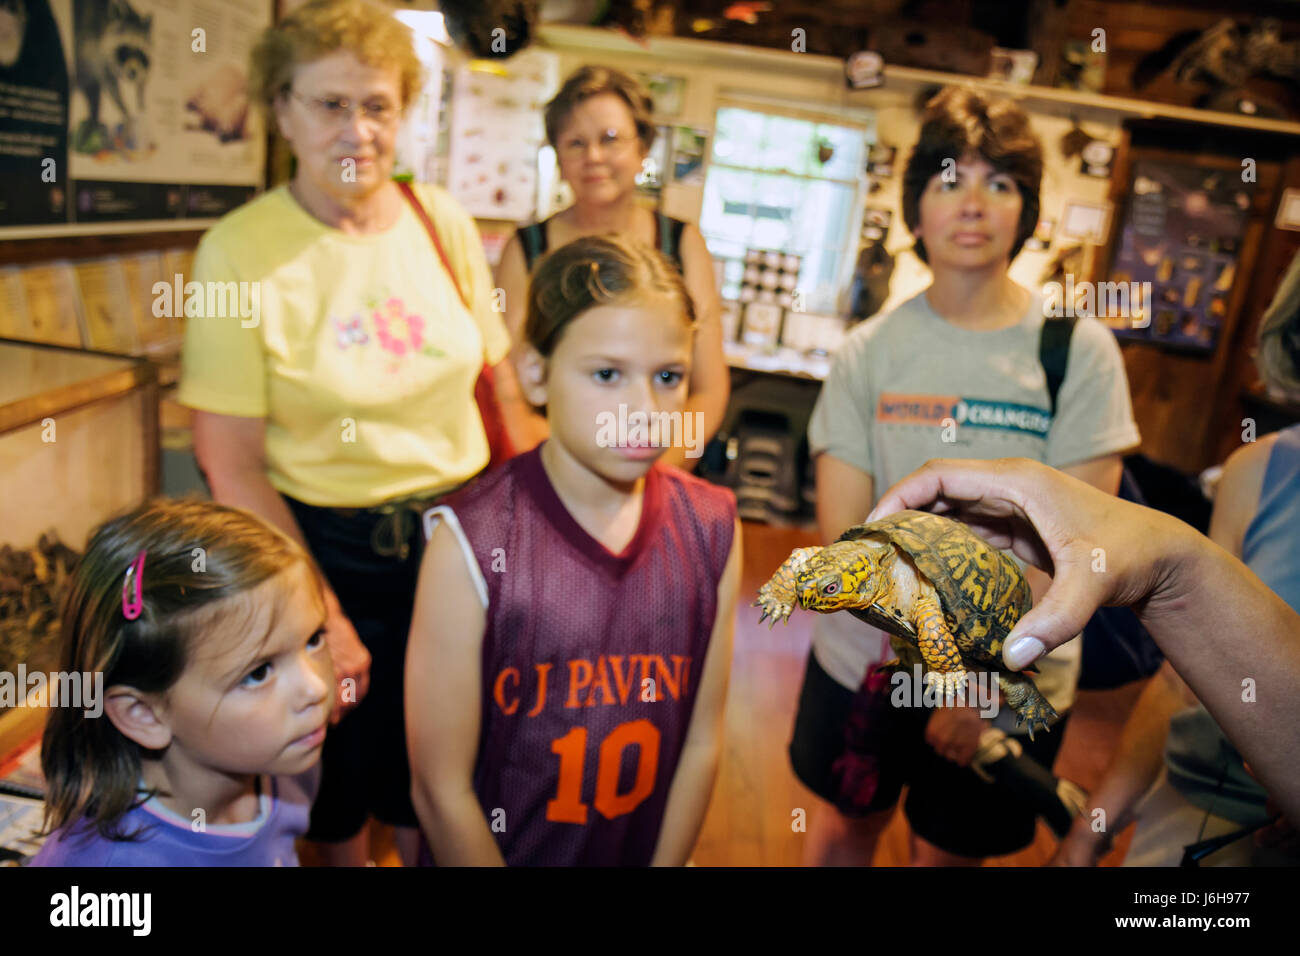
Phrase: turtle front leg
[
  {"left": 755, "top": 546, "right": 822, "bottom": 627},
  {"left": 997, "top": 671, "right": 1059, "bottom": 741},
  {"left": 911, "top": 595, "right": 968, "bottom": 697}
]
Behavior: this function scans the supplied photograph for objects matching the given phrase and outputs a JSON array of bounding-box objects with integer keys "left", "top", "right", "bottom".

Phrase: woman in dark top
[{"left": 496, "top": 66, "right": 728, "bottom": 469}]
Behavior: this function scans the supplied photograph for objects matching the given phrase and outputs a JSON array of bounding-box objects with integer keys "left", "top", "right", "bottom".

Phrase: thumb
[{"left": 1003, "top": 570, "right": 1102, "bottom": 670}]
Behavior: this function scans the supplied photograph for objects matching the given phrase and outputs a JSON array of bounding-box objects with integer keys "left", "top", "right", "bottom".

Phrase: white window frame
[{"left": 703, "top": 92, "right": 874, "bottom": 314}]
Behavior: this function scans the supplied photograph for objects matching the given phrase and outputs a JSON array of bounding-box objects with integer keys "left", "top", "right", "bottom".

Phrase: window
[{"left": 700, "top": 104, "right": 871, "bottom": 314}]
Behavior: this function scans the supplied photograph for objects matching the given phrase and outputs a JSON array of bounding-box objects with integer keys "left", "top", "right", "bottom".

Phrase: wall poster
[
  {"left": 0, "top": 0, "right": 270, "bottom": 235},
  {"left": 446, "top": 48, "right": 557, "bottom": 221},
  {"left": 1107, "top": 159, "right": 1255, "bottom": 353}
]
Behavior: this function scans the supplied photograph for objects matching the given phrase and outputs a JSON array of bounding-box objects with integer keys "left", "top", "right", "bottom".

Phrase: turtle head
[{"left": 795, "top": 540, "right": 896, "bottom": 613}]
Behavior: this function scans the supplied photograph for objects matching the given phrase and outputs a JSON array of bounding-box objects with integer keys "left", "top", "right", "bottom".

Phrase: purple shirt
[
  {"left": 433, "top": 445, "right": 736, "bottom": 865},
  {"left": 29, "top": 768, "right": 318, "bottom": 867}
]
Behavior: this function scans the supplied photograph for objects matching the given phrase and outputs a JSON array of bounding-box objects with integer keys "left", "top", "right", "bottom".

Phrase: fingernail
[{"left": 1005, "top": 636, "right": 1045, "bottom": 670}]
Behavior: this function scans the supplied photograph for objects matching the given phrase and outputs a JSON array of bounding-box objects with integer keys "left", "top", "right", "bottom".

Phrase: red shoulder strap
[{"left": 395, "top": 180, "right": 469, "bottom": 310}]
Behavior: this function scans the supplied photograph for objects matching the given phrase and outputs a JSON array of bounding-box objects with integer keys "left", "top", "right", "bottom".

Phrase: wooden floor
[{"left": 358, "top": 519, "right": 1142, "bottom": 867}]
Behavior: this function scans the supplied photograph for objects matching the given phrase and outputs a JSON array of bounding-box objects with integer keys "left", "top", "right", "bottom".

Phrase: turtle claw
[
  {"left": 1015, "top": 714, "right": 1053, "bottom": 742},
  {"left": 924, "top": 669, "right": 968, "bottom": 701},
  {"left": 753, "top": 596, "right": 793, "bottom": 627},
  {"left": 754, "top": 546, "right": 820, "bottom": 630}
]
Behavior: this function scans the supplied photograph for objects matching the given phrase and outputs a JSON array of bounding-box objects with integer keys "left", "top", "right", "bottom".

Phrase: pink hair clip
[{"left": 122, "top": 549, "right": 147, "bottom": 621}]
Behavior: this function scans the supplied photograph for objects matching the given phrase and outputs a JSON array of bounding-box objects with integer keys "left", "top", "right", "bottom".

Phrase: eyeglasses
[
  {"left": 558, "top": 129, "right": 639, "bottom": 159},
  {"left": 289, "top": 89, "right": 401, "bottom": 129}
]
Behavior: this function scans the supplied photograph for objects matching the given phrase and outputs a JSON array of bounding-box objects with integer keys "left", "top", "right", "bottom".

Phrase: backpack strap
[
  {"left": 518, "top": 220, "right": 549, "bottom": 271},
  {"left": 1039, "top": 315, "right": 1077, "bottom": 419}
]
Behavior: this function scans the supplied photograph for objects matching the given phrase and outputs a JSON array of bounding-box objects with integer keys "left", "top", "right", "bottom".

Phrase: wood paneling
[{"left": 0, "top": 231, "right": 203, "bottom": 268}]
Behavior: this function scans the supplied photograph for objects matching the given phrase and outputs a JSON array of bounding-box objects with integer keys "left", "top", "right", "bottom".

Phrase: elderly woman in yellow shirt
[{"left": 178, "top": 0, "right": 531, "bottom": 866}]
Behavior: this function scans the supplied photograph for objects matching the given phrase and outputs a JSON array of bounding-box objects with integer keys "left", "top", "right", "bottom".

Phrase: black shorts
[
  {"left": 286, "top": 494, "right": 439, "bottom": 842},
  {"left": 789, "top": 648, "right": 1069, "bottom": 859}
]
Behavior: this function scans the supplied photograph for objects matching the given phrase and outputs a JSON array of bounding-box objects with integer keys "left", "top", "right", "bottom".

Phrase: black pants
[
  {"left": 285, "top": 494, "right": 436, "bottom": 842},
  {"left": 789, "top": 649, "right": 1070, "bottom": 858}
]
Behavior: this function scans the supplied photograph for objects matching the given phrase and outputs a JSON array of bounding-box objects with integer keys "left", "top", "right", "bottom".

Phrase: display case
[{"left": 0, "top": 339, "right": 158, "bottom": 756}]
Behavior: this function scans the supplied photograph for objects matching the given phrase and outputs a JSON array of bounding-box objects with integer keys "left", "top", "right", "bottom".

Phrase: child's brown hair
[
  {"left": 524, "top": 234, "right": 695, "bottom": 358},
  {"left": 41, "top": 497, "right": 318, "bottom": 840},
  {"left": 901, "top": 86, "right": 1043, "bottom": 265}
]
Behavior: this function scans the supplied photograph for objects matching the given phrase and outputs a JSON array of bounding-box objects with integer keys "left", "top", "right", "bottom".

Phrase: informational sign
[
  {"left": 0, "top": 0, "right": 270, "bottom": 234},
  {"left": 1107, "top": 159, "right": 1255, "bottom": 352},
  {"left": 446, "top": 48, "right": 557, "bottom": 221}
]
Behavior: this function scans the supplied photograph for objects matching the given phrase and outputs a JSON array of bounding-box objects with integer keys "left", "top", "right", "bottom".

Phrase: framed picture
[
  {"left": 1061, "top": 200, "right": 1113, "bottom": 244},
  {"left": 862, "top": 206, "right": 893, "bottom": 243},
  {"left": 740, "top": 302, "right": 783, "bottom": 347},
  {"left": 1275, "top": 188, "right": 1300, "bottom": 232},
  {"left": 988, "top": 47, "right": 1038, "bottom": 85},
  {"left": 845, "top": 50, "right": 884, "bottom": 89},
  {"left": 1, "top": 0, "right": 271, "bottom": 236},
  {"left": 781, "top": 312, "right": 848, "bottom": 354},
  {"left": 671, "top": 127, "right": 709, "bottom": 186},
  {"left": 866, "top": 144, "right": 896, "bottom": 178},
  {"left": 637, "top": 73, "right": 686, "bottom": 119}
]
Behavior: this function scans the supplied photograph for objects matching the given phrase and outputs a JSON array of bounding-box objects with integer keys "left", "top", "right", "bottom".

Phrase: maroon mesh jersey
[{"left": 435, "top": 445, "right": 736, "bottom": 865}]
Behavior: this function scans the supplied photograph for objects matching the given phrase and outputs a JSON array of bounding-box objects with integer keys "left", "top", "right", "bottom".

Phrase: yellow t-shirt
[{"left": 178, "top": 183, "right": 510, "bottom": 507}]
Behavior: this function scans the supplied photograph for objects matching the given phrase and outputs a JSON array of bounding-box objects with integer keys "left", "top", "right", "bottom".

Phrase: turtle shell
[{"left": 838, "top": 509, "right": 1031, "bottom": 665}]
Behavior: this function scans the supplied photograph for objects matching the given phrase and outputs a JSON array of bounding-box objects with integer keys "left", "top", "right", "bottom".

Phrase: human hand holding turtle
[
  {"left": 860, "top": 457, "right": 1300, "bottom": 827},
  {"left": 865, "top": 457, "right": 1191, "bottom": 672}
]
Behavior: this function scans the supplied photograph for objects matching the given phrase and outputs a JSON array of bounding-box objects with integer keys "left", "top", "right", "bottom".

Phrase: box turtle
[{"left": 755, "top": 509, "right": 1059, "bottom": 737}]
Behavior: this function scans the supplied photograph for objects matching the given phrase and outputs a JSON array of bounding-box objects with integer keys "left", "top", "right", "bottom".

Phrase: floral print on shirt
[{"left": 330, "top": 295, "right": 447, "bottom": 368}]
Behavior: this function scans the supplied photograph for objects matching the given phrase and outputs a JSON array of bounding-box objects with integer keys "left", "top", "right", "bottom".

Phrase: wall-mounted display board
[
  {"left": 1107, "top": 158, "right": 1255, "bottom": 354},
  {"left": 0, "top": 0, "right": 271, "bottom": 238},
  {"left": 1098, "top": 123, "right": 1293, "bottom": 475}
]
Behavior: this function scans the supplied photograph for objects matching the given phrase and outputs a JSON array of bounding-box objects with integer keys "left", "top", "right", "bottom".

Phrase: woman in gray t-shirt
[{"left": 790, "top": 86, "right": 1140, "bottom": 867}]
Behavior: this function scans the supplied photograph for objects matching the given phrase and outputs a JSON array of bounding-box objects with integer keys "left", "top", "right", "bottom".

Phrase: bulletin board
[
  {"left": 0, "top": 0, "right": 271, "bottom": 237},
  {"left": 1106, "top": 158, "right": 1255, "bottom": 353},
  {"left": 445, "top": 48, "right": 558, "bottom": 221}
]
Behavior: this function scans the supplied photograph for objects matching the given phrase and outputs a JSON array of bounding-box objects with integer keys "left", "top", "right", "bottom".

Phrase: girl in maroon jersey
[{"left": 406, "top": 235, "right": 741, "bottom": 865}]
